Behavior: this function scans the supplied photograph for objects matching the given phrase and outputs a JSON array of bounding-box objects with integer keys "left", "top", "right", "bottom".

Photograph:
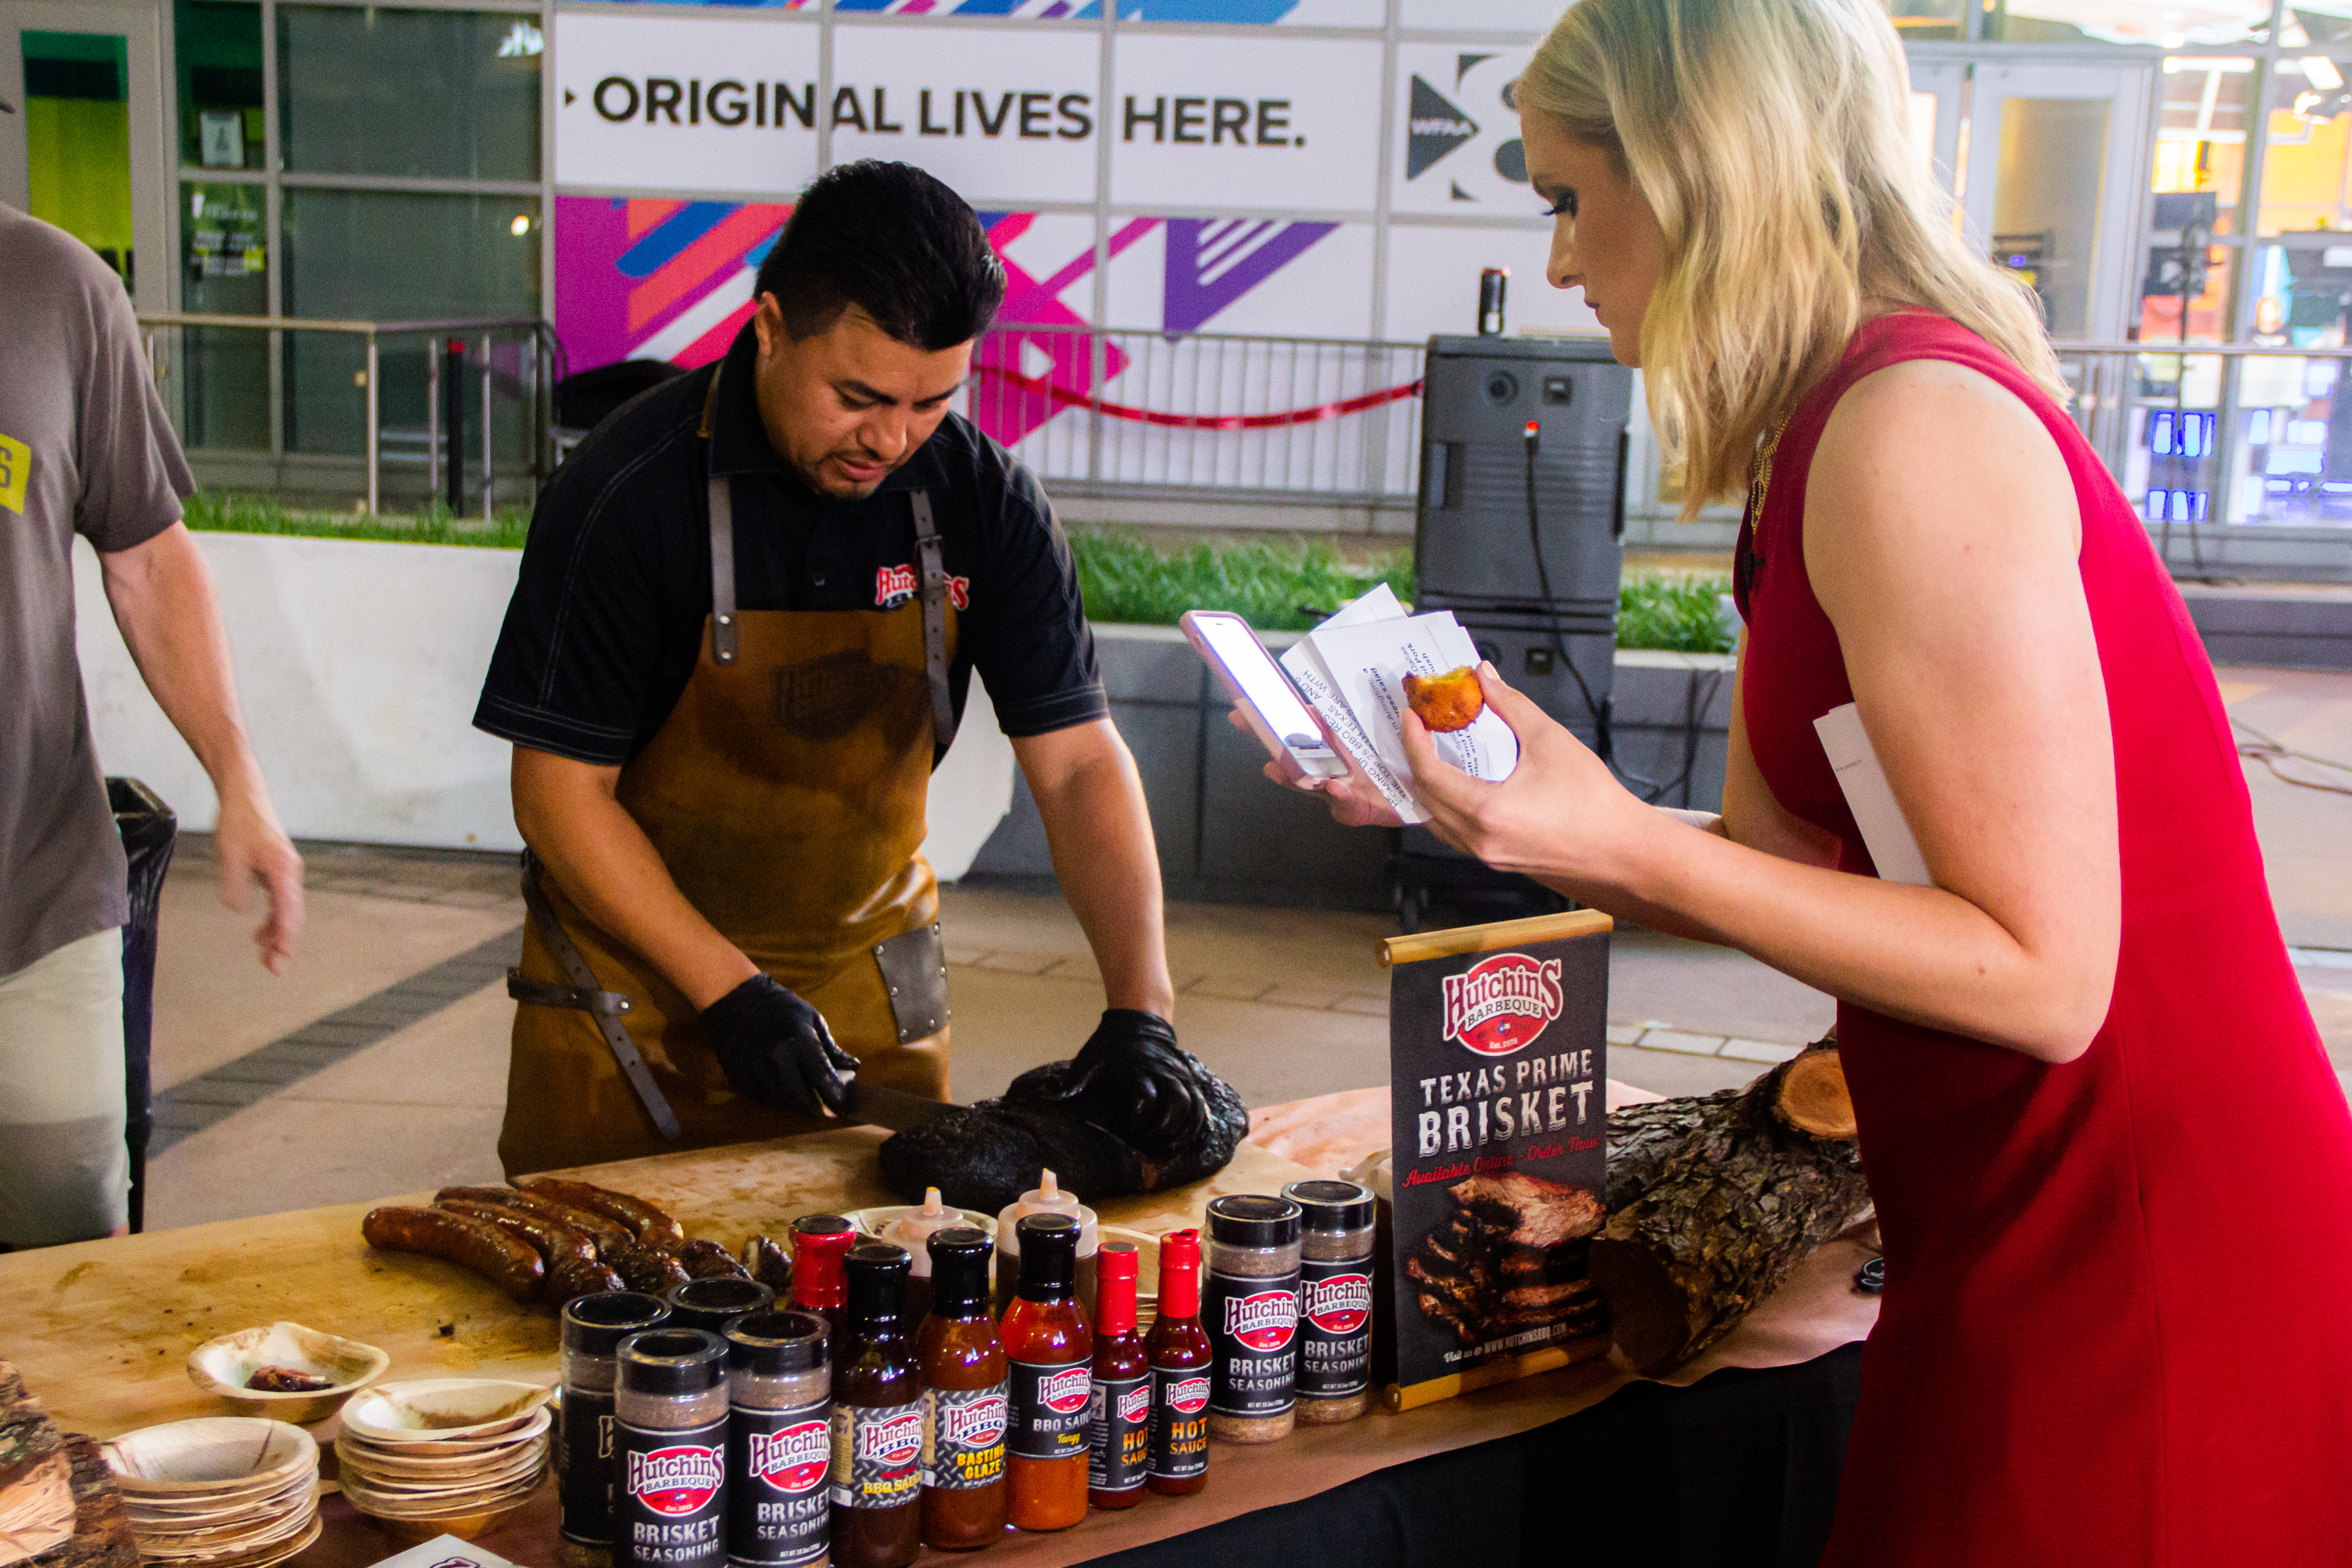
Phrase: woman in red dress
[{"left": 1273, "top": 0, "right": 2352, "bottom": 1559}]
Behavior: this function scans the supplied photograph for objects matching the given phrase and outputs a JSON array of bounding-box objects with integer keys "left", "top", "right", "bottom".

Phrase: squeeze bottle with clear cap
[{"left": 993, "top": 1171, "right": 1098, "bottom": 1317}]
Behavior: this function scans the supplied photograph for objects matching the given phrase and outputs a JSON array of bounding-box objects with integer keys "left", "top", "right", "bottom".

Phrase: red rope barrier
[{"left": 976, "top": 363, "right": 1423, "bottom": 430}]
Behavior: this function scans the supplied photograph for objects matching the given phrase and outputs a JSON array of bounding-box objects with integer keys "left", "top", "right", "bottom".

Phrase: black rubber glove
[
  {"left": 700, "top": 974, "right": 858, "bottom": 1118},
  {"left": 1038, "top": 1009, "right": 1209, "bottom": 1156}
]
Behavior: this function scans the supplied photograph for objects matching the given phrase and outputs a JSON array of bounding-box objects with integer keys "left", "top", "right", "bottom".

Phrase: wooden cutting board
[{"left": 0, "top": 1128, "right": 1320, "bottom": 1439}]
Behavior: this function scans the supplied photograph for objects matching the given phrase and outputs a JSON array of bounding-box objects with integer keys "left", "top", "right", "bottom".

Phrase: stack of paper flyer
[{"left": 1278, "top": 586, "right": 1519, "bottom": 826}]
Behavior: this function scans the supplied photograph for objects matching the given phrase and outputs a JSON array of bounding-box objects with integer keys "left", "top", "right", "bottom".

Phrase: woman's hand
[
  {"left": 1398, "top": 662, "right": 1649, "bottom": 884},
  {"left": 1229, "top": 706, "right": 1409, "bottom": 827}
]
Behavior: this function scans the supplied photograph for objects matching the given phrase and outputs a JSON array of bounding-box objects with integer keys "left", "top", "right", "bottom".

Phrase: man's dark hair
[{"left": 753, "top": 161, "right": 1006, "bottom": 350}]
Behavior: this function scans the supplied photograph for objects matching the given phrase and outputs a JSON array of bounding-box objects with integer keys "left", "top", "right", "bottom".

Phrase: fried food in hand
[{"left": 1403, "top": 666, "right": 1484, "bottom": 733}]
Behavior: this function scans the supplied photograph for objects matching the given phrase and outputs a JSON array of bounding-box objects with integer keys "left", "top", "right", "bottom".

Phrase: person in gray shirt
[{"left": 0, "top": 205, "right": 303, "bottom": 1247}]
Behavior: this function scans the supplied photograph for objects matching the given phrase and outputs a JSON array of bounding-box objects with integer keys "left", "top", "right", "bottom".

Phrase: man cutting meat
[{"left": 474, "top": 162, "right": 1176, "bottom": 1176}]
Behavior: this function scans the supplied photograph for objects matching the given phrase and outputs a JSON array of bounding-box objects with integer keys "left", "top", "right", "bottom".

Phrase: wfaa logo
[
  {"left": 746, "top": 1422, "right": 829, "bottom": 1495},
  {"left": 1038, "top": 1367, "right": 1091, "bottom": 1416},
  {"left": 1167, "top": 1375, "right": 1211, "bottom": 1415},
  {"left": 939, "top": 1394, "right": 1008, "bottom": 1449},
  {"left": 1222, "top": 1290, "right": 1299, "bottom": 1352},
  {"left": 627, "top": 1444, "right": 724, "bottom": 1516},
  {"left": 1441, "top": 953, "right": 1564, "bottom": 1057},
  {"left": 856, "top": 1409, "right": 925, "bottom": 1468},
  {"left": 1305, "top": 1272, "right": 1373, "bottom": 1335}
]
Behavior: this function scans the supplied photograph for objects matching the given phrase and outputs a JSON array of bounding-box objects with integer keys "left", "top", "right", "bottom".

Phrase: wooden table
[{"left": 0, "top": 1122, "right": 1879, "bottom": 1567}]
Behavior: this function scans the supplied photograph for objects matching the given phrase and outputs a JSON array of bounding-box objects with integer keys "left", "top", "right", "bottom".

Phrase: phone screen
[{"left": 1192, "top": 614, "right": 1328, "bottom": 752}]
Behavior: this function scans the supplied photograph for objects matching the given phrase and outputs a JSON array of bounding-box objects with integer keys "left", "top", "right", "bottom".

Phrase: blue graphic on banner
[{"left": 829, "top": 0, "right": 1307, "bottom": 15}]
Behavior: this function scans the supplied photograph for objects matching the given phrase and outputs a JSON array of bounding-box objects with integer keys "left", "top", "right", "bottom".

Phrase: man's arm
[
  {"left": 1011, "top": 719, "right": 1177, "bottom": 1022},
  {"left": 99, "top": 522, "right": 302, "bottom": 972},
  {"left": 510, "top": 746, "right": 759, "bottom": 1010}
]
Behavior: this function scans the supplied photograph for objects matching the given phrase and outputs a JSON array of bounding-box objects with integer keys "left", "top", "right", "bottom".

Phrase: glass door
[{"left": 0, "top": 0, "right": 172, "bottom": 313}]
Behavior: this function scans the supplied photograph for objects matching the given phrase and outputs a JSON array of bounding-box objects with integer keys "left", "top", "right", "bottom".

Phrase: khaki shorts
[{"left": 0, "top": 927, "right": 127, "bottom": 1247}]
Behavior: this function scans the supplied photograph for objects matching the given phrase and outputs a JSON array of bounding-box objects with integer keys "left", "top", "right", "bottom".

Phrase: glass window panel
[
  {"left": 281, "top": 189, "right": 540, "bottom": 457},
  {"left": 1985, "top": 0, "right": 2269, "bottom": 46},
  {"left": 277, "top": 6, "right": 540, "bottom": 180},
  {"left": 176, "top": 1, "right": 263, "bottom": 171},
  {"left": 1991, "top": 96, "right": 2112, "bottom": 339},
  {"left": 2257, "top": 56, "right": 2352, "bottom": 236},
  {"left": 2157, "top": 56, "right": 2253, "bottom": 231},
  {"left": 176, "top": 180, "right": 270, "bottom": 452},
  {"left": 1883, "top": 0, "right": 1965, "bottom": 43},
  {"left": 22, "top": 31, "right": 134, "bottom": 287},
  {"left": 2137, "top": 234, "right": 2234, "bottom": 342}
]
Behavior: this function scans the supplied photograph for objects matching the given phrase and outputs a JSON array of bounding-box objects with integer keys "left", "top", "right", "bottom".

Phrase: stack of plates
[
  {"left": 102, "top": 1417, "right": 321, "bottom": 1568},
  {"left": 333, "top": 1380, "right": 554, "bottom": 1540}
]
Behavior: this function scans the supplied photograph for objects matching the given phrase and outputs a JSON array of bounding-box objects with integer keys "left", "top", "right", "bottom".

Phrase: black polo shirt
[{"left": 474, "top": 325, "right": 1107, "bottom": 766}]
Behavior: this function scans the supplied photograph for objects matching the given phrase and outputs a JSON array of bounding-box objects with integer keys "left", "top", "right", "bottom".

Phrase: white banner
[
  {"left": 553, "top": 13, "right": 821, "bottom": 195},
  {"left": 1109, "top": 34, "right": 1385, "bottom": 212},
  {"left": 1390, "top": 45, "right": 1537, "bottom": 217},
  {"left": 828, "top": 25, "right": 1102, "bottom": 207}
]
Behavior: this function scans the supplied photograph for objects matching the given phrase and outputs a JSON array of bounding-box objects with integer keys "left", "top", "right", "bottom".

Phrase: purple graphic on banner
[{"left": 1162, "top": 218, "right": 1338, "bottom": 336}]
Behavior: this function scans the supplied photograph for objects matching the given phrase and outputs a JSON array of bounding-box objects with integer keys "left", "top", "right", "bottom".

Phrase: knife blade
[{"left": 840, "top": 1077, "right": 960, "bottom": 1132}]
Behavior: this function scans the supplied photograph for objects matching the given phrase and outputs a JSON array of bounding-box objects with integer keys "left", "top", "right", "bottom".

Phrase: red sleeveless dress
[{"left": 1733, "top": 311, "right": 2352, "bottom": 1565}]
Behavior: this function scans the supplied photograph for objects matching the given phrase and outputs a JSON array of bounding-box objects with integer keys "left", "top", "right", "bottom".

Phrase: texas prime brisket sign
[{"left": 1381, "top": 909, "right": 1612, "bottom": 1406}]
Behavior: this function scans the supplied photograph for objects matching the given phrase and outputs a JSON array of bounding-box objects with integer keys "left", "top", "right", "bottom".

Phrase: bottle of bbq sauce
[
  {"left": 1144, "top": 1229, "right": 1211, "bottom": 1497},
  {"left": 1086, "top": 1243, "right": 1149, "bottom": 1512},
  {"left": 917, "top": 1228, "right": 1009, "bottom": 1551},
  {"left": 1000, "top": 1214, "right": 1093, "bottom": 1532},
  {"left": 827, "top": 1243, "right": 922, "bottom": 1568},
  {"left": 788, "top": 1216, "right": 855, "bottom": 1348}
]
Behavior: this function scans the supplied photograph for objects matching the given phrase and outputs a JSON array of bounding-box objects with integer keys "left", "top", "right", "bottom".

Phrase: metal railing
[{"left": 136, "top": 313, "right": 564, "bottom": 517}]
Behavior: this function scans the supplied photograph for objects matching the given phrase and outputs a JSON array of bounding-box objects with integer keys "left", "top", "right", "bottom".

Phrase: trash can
[{"left": 109, "top": 777, "right": 176, "bottom": 1235}]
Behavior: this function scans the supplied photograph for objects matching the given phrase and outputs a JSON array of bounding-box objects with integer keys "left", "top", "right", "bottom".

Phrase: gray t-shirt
[{"left": 0, "top": 207, "right": 191, "bottom": 980}]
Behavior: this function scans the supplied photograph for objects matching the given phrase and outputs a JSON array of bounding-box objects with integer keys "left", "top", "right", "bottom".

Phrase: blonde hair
[{"left": 1519, "top": 0, "right": 2067, "bottom": 518}]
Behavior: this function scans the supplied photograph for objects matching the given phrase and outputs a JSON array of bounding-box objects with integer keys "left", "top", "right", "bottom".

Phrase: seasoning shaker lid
[
  {"left": 724, "top": 1308, "right": 829, "bottom": 1375},
  {"left": 1206, "top": 1194, "right": 1303, "bottom": 1248},
  {"left": 665, "top": 1276, "right": 775, "bottom": 1333},
  {"left": 563, "top": 1290, "right": 672, "bottom": 1356},
  {"left": 617, "top": 1327, "right": 728, "bottom": 1396},
  {"left": 925, "top": 1228, "right": 993, "bottom": 1316},
  {"left": 844, "top": 1240, "right": 911, "bottom": 1327},
  {"left": 1015, "top": 1214, "right": 1079, "bottom": 1298},
  {"left": 1281, "top": 1179, "right": 1375, "bottom": 1233}
]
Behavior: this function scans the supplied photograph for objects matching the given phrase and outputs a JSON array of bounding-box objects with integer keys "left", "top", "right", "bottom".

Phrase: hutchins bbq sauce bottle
[
  {"left": 916, "top": 1228, "right": 1008, "bottom": 1550},
  {"left": 615, "top": 1328, "right": 731, "bottom": 1568},
  {"left": 1144, "top": 1230, "right": 1211, "bottom": 1496},
  {"left": 1202, "top": 1195, "right": 1303, "bottom": 1444},
  {"left": 561, "top": 1291, "right": 673, "bottom": 1568},
  {"left": 828, "top": 1243, "right": 922, "bottom": 1568},
  {"left": 1086, "top": 1243, "right": 1149, "bottom": 1511},
  {"left": 723, "top": 1309, "right": 830, "bottom": 1568},
  {"left": 789, "top": 1216, "right": 855, "bottom": 1346},
  {"left": 1001, "top": 1214, "right": 1093, "bottom": 1532}
]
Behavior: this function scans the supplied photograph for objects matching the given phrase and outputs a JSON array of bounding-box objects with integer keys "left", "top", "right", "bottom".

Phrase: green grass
[{"left": 182, "top": 491, "right": 532, "bottom": 550}]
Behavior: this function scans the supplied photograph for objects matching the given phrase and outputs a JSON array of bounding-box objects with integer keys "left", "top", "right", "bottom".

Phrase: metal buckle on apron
[
  {"left": 509, "top": 851, "right": 686, "bottom": 1142},
  {"left": 873, "top": 921, "right": 950, "bottom": 1044}
]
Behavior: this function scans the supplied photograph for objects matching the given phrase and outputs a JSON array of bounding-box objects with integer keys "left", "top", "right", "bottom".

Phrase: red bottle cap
[
  {"left": 787, "top": 1214, "right": 855, "bottom": 1310},
  {"left": 1156, "top": 1229, "right": 1201, "bottom": 1321},
  {"left": 1096, "top": 1243, "right": 1139, "bottom": 1335}
]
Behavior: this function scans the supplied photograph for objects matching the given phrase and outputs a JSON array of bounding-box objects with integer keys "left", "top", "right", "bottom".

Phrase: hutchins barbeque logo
[
  {"left": 746, "top": 1422, "right": 829, "bottom": 1494},
  {"left": 1038, "top": 1367, "right": 1092, "bottom": 1416},
  {"left": 855, "top": 1410, "right": 925, "bottom": 1469},
  {"left": 1305, "top": 1272, "right": 1373, "bottom": 1334},
  {"left": 1223, "top": 1290, "right": 1300, "bottom": 1352},
  {"left": 627, "top": 1444, "right": 724, "bottom": 1516},
  {"left": 1442, "top": 953, "right": 1565, "bottom": 1056},
  {"left": 1167, "top": 1375, "right": 1211, "bottom": 1414},
  {"left": 1116, "top": 1385, "right": 1152, "bottom": 1424},
  {"left": 940, "top": 1393, "right": 1008, "bottom": 1449},
  {"left": 875, "top": 564, "right": 970, "bottom": 612}
]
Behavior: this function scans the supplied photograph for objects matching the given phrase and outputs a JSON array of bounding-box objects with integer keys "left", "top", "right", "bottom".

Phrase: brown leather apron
[{"left": 498, "top": 373, "right": 957, "bottom": 1177}]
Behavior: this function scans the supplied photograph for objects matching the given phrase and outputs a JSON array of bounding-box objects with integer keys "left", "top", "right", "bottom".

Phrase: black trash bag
[{"left": 110, "top": 777, "right": 176, "bottom": 1235}]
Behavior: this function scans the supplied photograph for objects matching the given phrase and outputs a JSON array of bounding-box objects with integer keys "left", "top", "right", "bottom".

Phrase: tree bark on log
[{"left": 1592, "top": 1043, "right": 1872, "bottom": 1375}]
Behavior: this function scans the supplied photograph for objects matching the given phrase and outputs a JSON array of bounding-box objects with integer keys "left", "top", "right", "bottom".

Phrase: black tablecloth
[{"left": 1095, "top": 1342, "right": 1864, "bottom": 1568}]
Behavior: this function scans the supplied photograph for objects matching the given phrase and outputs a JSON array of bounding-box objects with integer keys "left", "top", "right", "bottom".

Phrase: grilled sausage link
[
  {"left": 606, "top": 1240, "right": 692, "bottom": 1294},
  {"left": 434, "top": 1185, "right": 633, "bottom": 1254},
  {"left": 678, "top": 1238, "right": 752, "bottom": 1281},
  {"left": 363, "top": 1205, "right": 544, "bottom": 1302},
  {"left": 743, "top": 1236, "right": 793, "bottom": 1295},
  {"left": 517, "top": 1178, "right": 688, "bottom": 1250},
  {"left": 438, "top": 1199, "right": 599, "bottom": 1271},
  {"left": 548, "top": 1255, "right": 629, "bottom": 1308}
]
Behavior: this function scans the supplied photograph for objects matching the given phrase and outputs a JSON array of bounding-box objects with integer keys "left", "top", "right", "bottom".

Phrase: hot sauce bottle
[
  {"left": 1086, "top": 1243, "right": 1149, "bottom": 1511},
  {"left": 916, "top": 1228, "right": 1009, "bottom": 1551},
  {"left": 788, "top": 1216, "right": 855, "bottom": 1346},
  {"left": 827, "top": 1243, "right": 921, "bottom": 1568},
  {"left": 1000, "top": 1214, "right": 1093, "bottom": 1532},
  {"left": 1144, "top": 1229, "right": 1212, "bottom": 1497}
]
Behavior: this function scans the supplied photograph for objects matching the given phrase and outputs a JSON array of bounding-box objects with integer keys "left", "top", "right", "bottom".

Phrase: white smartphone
[{"left": 1179, "top": 610, "right": 1349, "bottom": 781}]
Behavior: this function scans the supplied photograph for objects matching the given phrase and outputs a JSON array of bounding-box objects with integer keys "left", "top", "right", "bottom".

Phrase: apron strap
[
  {"left": 910, "top": 490, "right": 956, "bottom": 751},
  {"left": 510, "top": 851, "right": 686, "bottom": 1143},
  {"left": 702, "top": 367, "right": 739, "bottom": 667}
]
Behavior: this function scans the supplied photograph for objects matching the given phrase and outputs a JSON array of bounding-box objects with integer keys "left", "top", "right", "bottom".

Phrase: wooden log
[{"left": 1592, "top": 1044, "right": 1871, "bottom": 1374}]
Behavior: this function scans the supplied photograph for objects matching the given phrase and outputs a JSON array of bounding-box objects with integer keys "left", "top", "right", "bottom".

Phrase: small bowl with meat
[{"left": 187, "top": 1321, "right": 390, "bottom": 1424}]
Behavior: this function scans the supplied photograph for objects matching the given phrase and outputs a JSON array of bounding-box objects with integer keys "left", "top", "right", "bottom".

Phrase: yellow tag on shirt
[{"left": 0, "top": 431, "right": 27, "bottom": 515}]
